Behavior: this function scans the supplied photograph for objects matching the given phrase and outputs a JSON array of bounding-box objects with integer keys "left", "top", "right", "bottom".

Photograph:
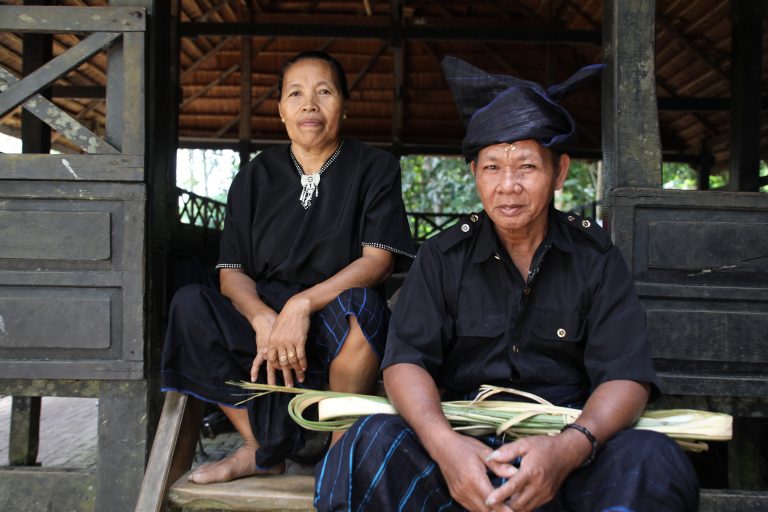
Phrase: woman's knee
[{"left": 171, "top": 282, "right": 213, "bottom": 305}]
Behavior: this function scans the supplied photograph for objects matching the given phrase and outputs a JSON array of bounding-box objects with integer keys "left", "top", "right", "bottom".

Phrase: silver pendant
[{"left": 299, "top": 173, "right": 321, "bottom": 209}]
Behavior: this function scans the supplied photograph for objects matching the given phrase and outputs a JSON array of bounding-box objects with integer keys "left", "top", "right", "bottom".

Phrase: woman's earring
[
  {"left": 281, "top": 118, "right": 285, "bottom": 123},
  {"left": 342, "top": 113, "right": 347, "bottom": 120}
]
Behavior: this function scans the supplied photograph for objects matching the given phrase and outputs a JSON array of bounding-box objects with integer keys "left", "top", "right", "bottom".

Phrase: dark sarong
[
  {"left": 314, "top": 414, "right": 699, "bottom": 512},
  {"left": 161, "top": 282, "right": 389, "bottom": 467}
]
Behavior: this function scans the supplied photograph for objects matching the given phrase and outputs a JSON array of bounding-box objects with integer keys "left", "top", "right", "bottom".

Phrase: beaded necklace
[{"left": 289, "top": 140, "right": 344, "bottom": 209}]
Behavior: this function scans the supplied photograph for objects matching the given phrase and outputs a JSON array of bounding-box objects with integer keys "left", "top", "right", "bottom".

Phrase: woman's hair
[{"left": 277, "top": 50, "right": 350, "bottom": 101}]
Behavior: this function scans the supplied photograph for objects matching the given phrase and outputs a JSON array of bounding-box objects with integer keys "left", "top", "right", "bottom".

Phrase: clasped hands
[
  {"left": 434, "top": 431, "right": 580, "bottom": 512},
  {"left": 249, "top": 296, "right": 311, "bottom": 387}
]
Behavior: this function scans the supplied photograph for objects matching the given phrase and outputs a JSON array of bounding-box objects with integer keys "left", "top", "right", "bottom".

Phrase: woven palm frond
[{"left": 229, "top": 382, "right": 732, "bottom": 452}]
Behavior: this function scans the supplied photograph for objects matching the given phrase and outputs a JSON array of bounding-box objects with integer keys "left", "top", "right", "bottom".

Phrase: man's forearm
[
  {"left": 567, "top": 379, "right": 650, "bottom": 455},
  {"left": 383, "top": 363, "right": 456, "bottom": 458}
]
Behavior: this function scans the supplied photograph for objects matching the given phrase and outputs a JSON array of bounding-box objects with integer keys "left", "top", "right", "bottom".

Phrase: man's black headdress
[{"left": 441, "top": 55, "right": 603, "bottom": 161}]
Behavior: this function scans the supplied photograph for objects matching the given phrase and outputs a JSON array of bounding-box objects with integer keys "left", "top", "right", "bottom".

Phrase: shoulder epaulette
[
  {"left": 557, "top": 210, "right": 612, "bottom": 253},
  {"left": 434, "top": 212, "right": 482, "bottom": 253}
]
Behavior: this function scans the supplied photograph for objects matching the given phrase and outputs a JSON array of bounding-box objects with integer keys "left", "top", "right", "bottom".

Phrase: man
[{"left": 314, "top": 56, "right": 699, "bottom": 512}]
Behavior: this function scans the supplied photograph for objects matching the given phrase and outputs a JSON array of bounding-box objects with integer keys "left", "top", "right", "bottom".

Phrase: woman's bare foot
[{"left": 188, "top": 445, "right": 285, "bottom": 484}]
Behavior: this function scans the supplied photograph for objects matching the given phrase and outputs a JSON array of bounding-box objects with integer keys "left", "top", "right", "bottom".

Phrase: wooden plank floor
[{"left": 168, "top": 461, "right": 315, "bottom": 511}]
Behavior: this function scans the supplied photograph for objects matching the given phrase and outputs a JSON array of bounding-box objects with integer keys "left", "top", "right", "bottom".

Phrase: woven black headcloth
[{"left": 441, "top": 55, "right": 603, "bottom": 161}]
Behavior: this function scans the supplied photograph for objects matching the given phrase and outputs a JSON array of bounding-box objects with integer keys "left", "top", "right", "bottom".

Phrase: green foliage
[
  {"left": 177, "top": 148, "right": 240, "bottom": 202},
  {"left": 662, "top": 162, "right": 698, "bottom": 190},
  {"left": 400, "top": 155, "right": 482, "bottom": 213},
  {"left": 555, "top": 160, "right": 598, "bottom": 213}
]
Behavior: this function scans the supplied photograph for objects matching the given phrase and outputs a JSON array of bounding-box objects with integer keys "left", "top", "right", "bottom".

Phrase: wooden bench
[{"left": 135, "top": 391, "right": 319, "bottom": 512}]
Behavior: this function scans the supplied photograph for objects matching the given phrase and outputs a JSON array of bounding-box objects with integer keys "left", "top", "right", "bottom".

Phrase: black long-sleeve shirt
[{"left": 382, "top": 208, "right": 660, "bottom": 406}]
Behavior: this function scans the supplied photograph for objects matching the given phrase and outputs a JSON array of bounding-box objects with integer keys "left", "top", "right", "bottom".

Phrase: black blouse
[{"left": 217, "top": 139, "right": 416, "bottom": 287}]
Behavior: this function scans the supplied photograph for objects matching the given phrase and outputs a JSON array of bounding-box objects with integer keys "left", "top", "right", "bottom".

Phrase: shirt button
[
  {"left": 523, "top": 287, "right": 530, "bottom": 295},
  {"left": 461, "top": 223, "right": 470, "bottom": 232},
  {"left": 557, "top": 328, "right": 567, "bottom": 338},
  {"left": 568, "top": 215, "right": 575, "bottom": 222},
  {"left": 581, "top": 219, "right": 591, "bottom": 228},
  {"left": 493, "top": 253, "right": 501, "bottom": 260},
  {"left": 512, "top": 345, "right": 519, "bottom": 353}
]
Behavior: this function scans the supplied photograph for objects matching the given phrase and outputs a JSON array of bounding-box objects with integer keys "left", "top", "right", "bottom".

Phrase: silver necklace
[{"left": 289, "top": 141, "right": 344, "bottom": 209}]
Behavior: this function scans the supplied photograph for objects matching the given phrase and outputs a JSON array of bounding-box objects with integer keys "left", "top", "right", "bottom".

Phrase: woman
[{"left": 161, "top": 51, "right": 415, "bottom": 484}]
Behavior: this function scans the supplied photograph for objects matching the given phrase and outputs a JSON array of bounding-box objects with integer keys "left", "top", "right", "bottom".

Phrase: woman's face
[{"left": 278, "top": 58, "right": 345, "bottom": 152}]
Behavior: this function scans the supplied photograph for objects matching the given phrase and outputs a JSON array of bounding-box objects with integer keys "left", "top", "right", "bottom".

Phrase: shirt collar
[{"left": 471, "top": 206, "right": 575, "bottom": 263}]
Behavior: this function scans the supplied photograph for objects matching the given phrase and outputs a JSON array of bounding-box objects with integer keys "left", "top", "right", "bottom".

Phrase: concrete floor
[
  {"left": 0, "top": 395, "right": 98, "bottom": 468},
  {"left": 0, "top": 395, "right": 257, "bottom": 470}
]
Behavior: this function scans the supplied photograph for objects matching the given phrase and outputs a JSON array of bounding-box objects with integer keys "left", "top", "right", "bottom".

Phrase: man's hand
[
  {"left": 483, "top": 432, "right": 589, "bottom": 512},
  {"left": 431, "top": 431, "right": 514, "bottom": 512}
]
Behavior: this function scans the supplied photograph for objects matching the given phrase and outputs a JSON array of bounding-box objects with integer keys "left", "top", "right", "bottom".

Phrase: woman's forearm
[
  {"left": 289, "top": 245, "right": 394, "bottom": 313},
  {"left": 219, "top": 268, "right": 276, "bottom": 323}
]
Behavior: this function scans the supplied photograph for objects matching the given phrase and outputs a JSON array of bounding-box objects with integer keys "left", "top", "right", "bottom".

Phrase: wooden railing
[{"left": 176, "top": 188, "right": 467, "bottom": 242}]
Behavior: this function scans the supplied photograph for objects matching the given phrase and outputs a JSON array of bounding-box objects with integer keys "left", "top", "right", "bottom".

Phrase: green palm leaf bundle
[{"left": 230, "top": 382, "right": 732, "bottom": 452}]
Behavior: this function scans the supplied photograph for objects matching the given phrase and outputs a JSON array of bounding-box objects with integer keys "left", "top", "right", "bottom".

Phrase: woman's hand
[
  {"left": 266, "top": 295, "right": 311, "bottom": 387},
  {"left": 249, "top": 310, "right": 278, "bottom": 382}
]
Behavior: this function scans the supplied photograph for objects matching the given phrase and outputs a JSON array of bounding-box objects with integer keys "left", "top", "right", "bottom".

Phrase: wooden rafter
[
  {"left": 348, "top": 41, "right": 388, "bottom": 92},
  {"left": 180, "top": 36, "right": 236, "bottom": 79},
  {"left": 197, "top": 0, "right": 238, "bottom": 21},
  {"left": 656, "top": 15, "right": 728, "bottom": 84},
  {"left": 180, "top": 63, "right": 239, "bottom": 110}
]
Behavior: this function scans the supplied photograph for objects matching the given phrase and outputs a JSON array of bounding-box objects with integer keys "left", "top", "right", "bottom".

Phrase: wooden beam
[
  {"left": 180, "top": 63, "right": 239, "bottom": 110},
  {"left": 50, "top": 85, "right": 106, "bottom": 98},
  {"left": 0, "top": 32, "right": 120, "bottom": 119},
  {"left": 390, "top": 0, "right": 404, "bottom": 157},
  {"left": 180, "top": 36, "right": 236, "bottom": 79},
  {"left": 0, "top": 6, "right": 145, "bottom": 32},
  {"left": 658, "top": 96, "right": 768, "bottom": 112},
  {"left": 348, "top": 41, "right": 389, "bottom": 92},
  {"left": 729, "top": 0, "right": 764, "bottom": 192},
  {"left": 239, "top": 35, "right": 252, "bottom": 168},
  {"left": 0, "top": 67, "right": 118, "bottom": 154},
  {"left": 50, "top": 99, "right": 105, "bottom": 146},
  {"left": 656, "top": 15, "right": 729, "bottom": 84},
  {"left": 601, "top": 0, "right": 661, "bottom": 194},
  {"left": 9, "top": 396, "right": 40, "bottom": 466},
  {"left": 197, "top": 0, "right": 238, "bottom": 21},
  {"left": 180, "top": 17, "right": 600, "bottom": 44},
  {"left": 20, "top": 5, "right": 51, "bottom": 156}
]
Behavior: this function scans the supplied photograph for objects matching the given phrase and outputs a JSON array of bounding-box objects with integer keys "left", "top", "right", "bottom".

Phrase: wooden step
[
  {"left": 167, "top": 465, "right": 315, "bottom": 512},
  {"left": 700, "top": 489, "right": 768, "bottom": 511}
]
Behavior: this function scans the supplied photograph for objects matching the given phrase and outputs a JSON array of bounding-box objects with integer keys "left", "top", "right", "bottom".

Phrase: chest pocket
[
  {"left": 526, "top": 308, "right": 586, "bottom": 352},
  {"left": 455, "top": 312, "right": 507, "bottom": 339}
]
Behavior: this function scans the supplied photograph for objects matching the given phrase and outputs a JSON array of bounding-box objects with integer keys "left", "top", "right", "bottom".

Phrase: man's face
[{"left": 471, "top": 140, "right": 569, "bottom": 234}]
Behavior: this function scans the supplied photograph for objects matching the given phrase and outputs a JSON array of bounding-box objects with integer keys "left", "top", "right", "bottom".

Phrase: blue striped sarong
[
  {"left": 314, "top": 414, "right": 699, "bottom": 512},
  {"left": 161, "top": 282, "right": 389, "bottom": 467}
]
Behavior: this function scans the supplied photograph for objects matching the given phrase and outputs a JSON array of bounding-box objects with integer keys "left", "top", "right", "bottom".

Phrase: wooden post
[
  {"left": 697, "top": 141, "right": 714, "bottom": 191},
  {"left": 239, "top": 35, "right": 253, "bottom": 169},
  {"left": 729, "top": 0, "right": 763, "bottom": 192},
  {"left": 390, "top": 0, "right": 404, "bottom": 158},
  {"left": 9, "top": 397, "right": 41, "bottom": 466},
  {"left": 21, "top": 0, "right": 52, "bottom": 154},
  {"left": 11, "top": 0, "right": 52, "bottom": 467},
  {"left": 601, "top": 0, "right": 661, "bottom": 204}
]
